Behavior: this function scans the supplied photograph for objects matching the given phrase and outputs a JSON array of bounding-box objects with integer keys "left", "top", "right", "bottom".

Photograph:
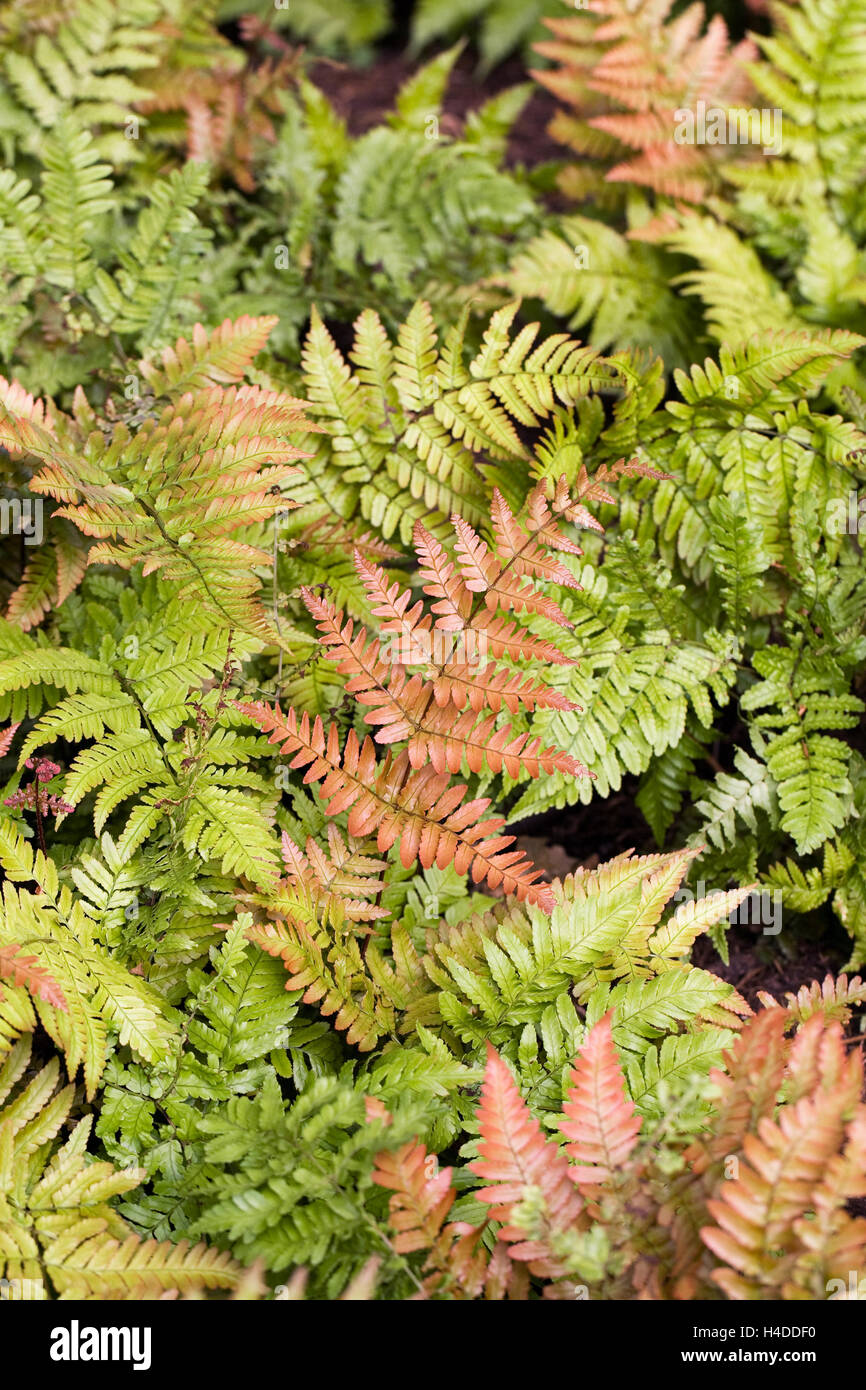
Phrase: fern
[
  {"left": 413, "top": 0, "right": 574, "bottom": 72},
  {"left": 0, "top": 0, "right": 864, "bottom": 1308},
  {"left": 183, "top": 1070, "right": 433, "bottom": 1297},
  {"left": 0, "top": 316, "right": 320, "bottom": 639},
  {"left": 534, "top": 0, "right": 757, "bottom": 209},
  {"left": 292, "top": 297, "right": 622, "bottom": 551},
  {"left": 0, "top": 134, "right": 228, "bottom": 397},
  {"left": 1, "top": 0, "right": 165, "bottom": 161},
  {"left": 377, "top": 997, "right": 866, "bottom": 1299},
  {"left": 222, "top": 58, "right": 540, "bottom": 354},
  {"left": 0, "top": 1036, "right": 241, "bottom": 1299},
  {"left": 0, "top": 815, "right": 178, "bottom": 1094},
  {"left": 741, "top": 646, "right": 864, "bottom": 855},
  {"left": 230, "top": 0, "right": 391, "bottom": 56},
  {"left": 238, "top": 466, "right": 662, "bottom": 929},
  {"left": 507, "top": 214, "right": 702, "bottom": 371},
  {"left": 520, "top": 0, "right": 866, "bottom": 397},
  {"left": 0, "top": 941, "right": 67, "bottom": 1010}
]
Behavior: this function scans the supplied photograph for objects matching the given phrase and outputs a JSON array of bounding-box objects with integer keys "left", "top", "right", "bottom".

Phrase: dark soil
[
  {"left": 309, "top": 48, "right": 564, "bottom": 166},
  {"left": 513, "top": 775, "right": 658, "bottom": 872},
  {"left": 691, "top": 929, "right": 849, "bottom": 1011}
]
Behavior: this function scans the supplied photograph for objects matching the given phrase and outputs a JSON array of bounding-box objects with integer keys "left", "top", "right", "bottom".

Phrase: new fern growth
[
  {"left": 239, "top": 475, "right": 610, "bottom": 910},
  {"left": 534, "top": 0, "right": 757, "bottom": 209},
  {"left": 375, "top": 989, "right": 866, "bottom": 1299}
]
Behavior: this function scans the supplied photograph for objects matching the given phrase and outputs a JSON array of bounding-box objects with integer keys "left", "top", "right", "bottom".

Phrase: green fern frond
[{"left": 0, "top": 1037, "right": 242, "bottom": 1298}]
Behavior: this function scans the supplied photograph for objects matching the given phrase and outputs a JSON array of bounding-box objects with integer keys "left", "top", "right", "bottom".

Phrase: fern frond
[
  {"left": 534, "top": 0, "right": 757, "bottom": 210},
  {"left": 237, "top": 703, "right": 553, "bottom": 908},
  {"left": 0, "top": 942, "right": 67, "bottom": 1010},
  {"left": 0, "top": 1037, "right": 242, "bottom": 1299},
  {"left": 559, "top": 1012, "right": 642, "bottom": 1186},
  {"left": 0, "top": 319, "right": 321, "bottom": 642},
  {"left": 0, "top": 816, "right": 178, "bottom": 1092},
  {"left": 298, "top": 299, "right": 621, "bottom": 545},
  {"left": 473, "top": 1044, "right": 584, "bottom": 1243},
  {"left": 701, "top": 1015, "right": 862, "bottom": 1297},
  {"left": 756, "top": 972, "right": 866, "bottom": 1026}
]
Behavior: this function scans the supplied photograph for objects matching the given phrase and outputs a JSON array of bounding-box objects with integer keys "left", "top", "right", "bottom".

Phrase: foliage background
[{"left": 0, "top": 0, "right": 865, "bottom": 1302}]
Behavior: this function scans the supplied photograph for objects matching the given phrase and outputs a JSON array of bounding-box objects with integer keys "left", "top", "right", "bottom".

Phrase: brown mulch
[{"left": 690, "top": 930, "right": 849, "bottom": 1012}]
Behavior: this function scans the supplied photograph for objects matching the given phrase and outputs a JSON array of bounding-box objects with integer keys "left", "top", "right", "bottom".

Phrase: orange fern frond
[
  {"left": 283, "top": 483, "right": 594, "bottom": 821},
  {"left": 139, "top": 315, "right": 283, "bottom": 396},
  {"left": 783, "top": 1010, "right": 861, "bottom": 1103},
  {"left": 559, "top": 1012, "right": 642, "bottom": 1187},
  {"left": 355, "top": 552, "right": 572, "bottom": 667},
  {"left": 687, "top": 1008, "right": 788, "bottom": 1177},
  {"left": 274, "top": 827, "right": 390, "bottom": 927},
  {"left": 140, "top": 54, "right": 301, "bottom": 192},
  {"left": 5, "top": 525, "right": 88, "bottom": 631},
  {"left": 792, "top": 1112, "right": 866, "bottom": 1295},
  {"left": 535, "top": 0, "right": 758, "bottom": 208},
  {"left": 473, "top": 1044, "right": 584, "bottom": 1260},
  {"left": 243, "top": 836, "right": 430, "bottom": 1051},
  {"left": 0, "top": 942, "right": 68, "bottom": 1009},
  {"left": 301, "top": 590, "right": 589, "bottom": 781},
  {"left": 0, "top": 724, "right": 20, "bottom": 758},
  {"left": 373, "top": 1142, "right": 504, "bottom": 1300},
  {"left": 372, "top": 1142, "right": 457, "bottom": 1254},
  {"left": 427, "top": 662, "right": 577, "bottom": 714},
  {"left": 237, "top": 703, "right": 554, "bottom": 908},
  {"left": 0, "top": 374, "right": 57, "bottom": 457},
  {"left": 701, "top": 1017, "right": 862, "bottom": 1298},
  {"left": 0, "top": 320, "right": 321, "bottom": 638},
  {"left": 245, "top": 914, "right": 389, "bottom": 1050}
]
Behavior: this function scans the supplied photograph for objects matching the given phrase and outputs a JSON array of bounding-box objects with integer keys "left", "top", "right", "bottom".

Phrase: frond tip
[{"left": 560, "top": 1011, "right": 642, "bottom": 1186}]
